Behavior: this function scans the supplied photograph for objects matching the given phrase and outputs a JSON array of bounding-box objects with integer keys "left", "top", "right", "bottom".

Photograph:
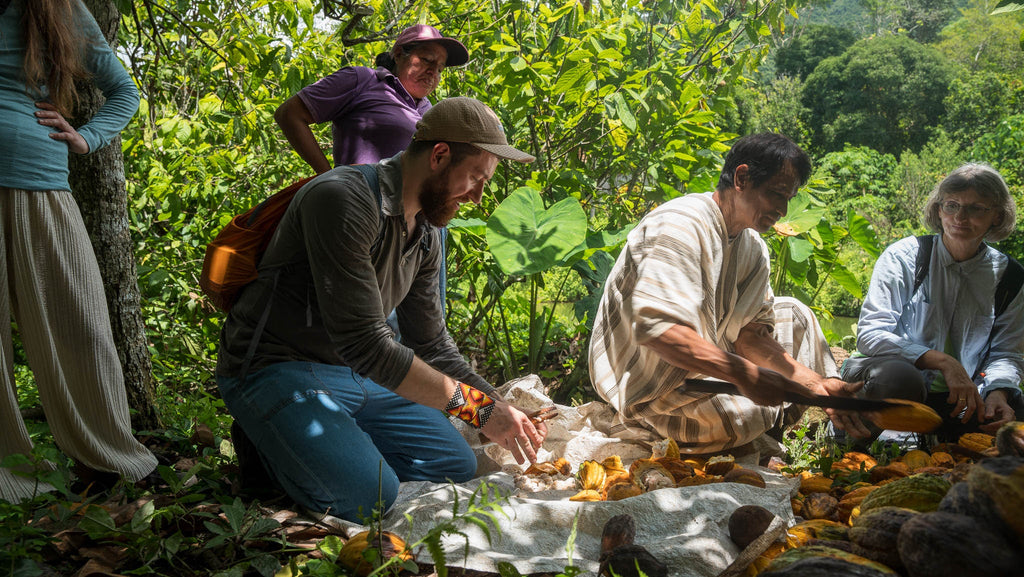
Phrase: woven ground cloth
[{"left": 321, "top": 376, "right": 799, "bottom": 576}]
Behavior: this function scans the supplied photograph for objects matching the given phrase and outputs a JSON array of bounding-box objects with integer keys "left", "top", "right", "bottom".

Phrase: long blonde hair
[{"left": 21, "top": 0, "right": 90, "bottom": 115}]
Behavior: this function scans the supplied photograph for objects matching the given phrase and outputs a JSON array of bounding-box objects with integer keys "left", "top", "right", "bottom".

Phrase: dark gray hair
[
  {"left": 923, "top": 163, "right": 1016, "bottom": 242},
  {"left": 374, "top": 43, "right": 418, "bottom": 73}
]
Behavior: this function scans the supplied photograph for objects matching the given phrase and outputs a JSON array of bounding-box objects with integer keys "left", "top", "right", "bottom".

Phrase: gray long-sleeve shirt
[{"left": 216, "top": 152, "right": 495, "bottom": 395}]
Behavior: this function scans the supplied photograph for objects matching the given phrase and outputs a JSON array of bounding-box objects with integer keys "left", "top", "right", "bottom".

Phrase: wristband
[{"left": 445, "top": 381, "right": 495, "bottom": 429}]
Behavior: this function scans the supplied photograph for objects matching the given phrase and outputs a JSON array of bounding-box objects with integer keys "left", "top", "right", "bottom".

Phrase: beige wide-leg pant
[{"left": 0, "top": 188, "right": 156, "bottom": 502}]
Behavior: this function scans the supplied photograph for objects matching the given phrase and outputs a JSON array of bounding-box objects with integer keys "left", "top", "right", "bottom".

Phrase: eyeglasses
[{"left": 940, "top": 200, "right": 993, "bottom": 218}]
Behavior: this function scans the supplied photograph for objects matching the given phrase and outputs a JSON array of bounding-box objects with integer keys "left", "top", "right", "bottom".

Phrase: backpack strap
[
  {"left": 912, "top": 234, "right": 934, "bottom": 296},
  {"left": 994, "top": 256, "right": 1024, "bottom": 318},
  {"left": 973, "top": 255, "right": 1024, "bottom": 380},
  {"left": 350, "top": 164, "right": 385, "bottom": 254},
  {"left": 239, "top": 165, "right": 384, "bottom": 382}
]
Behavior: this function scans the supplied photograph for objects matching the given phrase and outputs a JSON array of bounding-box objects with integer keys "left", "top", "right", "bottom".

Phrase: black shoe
[
  {"left": 70, "top": 463, "right": 122, "bottom": 495},
  {"left": 231, "top": 421, "right": 281, "bottom": 497}
]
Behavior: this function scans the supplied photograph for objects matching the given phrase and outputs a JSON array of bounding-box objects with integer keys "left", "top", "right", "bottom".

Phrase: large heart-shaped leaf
[
  {"left": 847, "top": 210, "right": 882, "bottom": 259},
  {"left": 486, "top": 187, "right": 587, "bottom": 276},
  {"left": 774, "top": 190, "right": 826, "bottom": 235}
]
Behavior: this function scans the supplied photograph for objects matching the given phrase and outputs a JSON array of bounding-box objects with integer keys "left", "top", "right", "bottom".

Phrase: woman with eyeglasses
[{"left": 840, "top": 163, "right": 1023, "bottom": 442}]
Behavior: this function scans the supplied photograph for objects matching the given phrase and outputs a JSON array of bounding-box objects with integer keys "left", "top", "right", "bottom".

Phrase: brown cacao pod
[
  {"left": 897, "top": 511, "right": 1020, "bottom": 577},
  {"left": 729, "top": 504, "right": 775, "bottom": 549},
  {"left": 996, "top": 421, "right": 1024, "bottom": 457},
  {"left": 801, "top": 492, "right": 839, "bottom": 520},
  {"left": 848, "top": 506, "right": 917, "bottom": 572},
  {"left": 724, "top": 467, "right": 767, "bottom": 488}
]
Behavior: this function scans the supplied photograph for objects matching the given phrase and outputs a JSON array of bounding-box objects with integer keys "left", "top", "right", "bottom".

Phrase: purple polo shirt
[{"left": 298, "top": 66, "right": 431, "bottom": 165}]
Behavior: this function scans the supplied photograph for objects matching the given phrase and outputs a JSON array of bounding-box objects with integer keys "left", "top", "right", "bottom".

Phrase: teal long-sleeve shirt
[{"left": 0, "top": 0, "right": 139, "bottom": 192}]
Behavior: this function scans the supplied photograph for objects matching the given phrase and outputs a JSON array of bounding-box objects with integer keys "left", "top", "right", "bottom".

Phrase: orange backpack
[{"left": 200, "top": 165, "right": 380, "bottom": 312}]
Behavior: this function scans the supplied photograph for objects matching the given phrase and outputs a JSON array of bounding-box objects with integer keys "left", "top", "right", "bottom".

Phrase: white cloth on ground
[{"left": 315, "top": 376, "right": 799, "bottom": 577}]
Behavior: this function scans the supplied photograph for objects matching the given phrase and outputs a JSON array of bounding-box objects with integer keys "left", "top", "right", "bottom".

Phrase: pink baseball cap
[{"left": 393, "top": 24, "right": 469, "bottom": 67}]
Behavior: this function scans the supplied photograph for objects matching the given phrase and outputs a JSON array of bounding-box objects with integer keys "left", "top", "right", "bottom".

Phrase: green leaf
[
  {"left": 553, "top": 63, "right": 589, "bottom": 95},
  {"left": 497, "top": 561, "right": 523, "bottom": 577},
  {"left": 846, "top": 211, "right": 882, "bottom": 259},
  {"left": 222, "top": 498, "right": 246, "bottom": 533},
  {"left": 130, "top": 500, "right": 156, "bottom": 534},
  {"left": 11, "top": 558, "right": 44, "bottom": 577},
  {"left": 509, "top": 56, "right": 528, "bottom": 71},
  {"left": 249, "top": 553, "right": 281, "bottom": 577},
  {"left": 992, "top": 1, "right": 1024, "bottom": 14},
  {"left": 486, "top": 187, "right": 587, "bottom": 276},
  {"left": 786, "top": 236, "right": 814, "bottom": 263},
  {"left": 246, "top": 517, "right": 280, "bottom": 538},
  {"left": 0, "top": 453, "right": 32, "bottom": 468},
  {"left": 79, "top": 506, "right": 116, "bottom": 537},
  {"left": 828, "top": 263, "right": 863, "bottom": 299},
  {"left": 775, "top": 191, "right": 825, "bottom": 234},
  {"left": 318, "top": 534, "right": 345, "bottom": 562},
  {"left": 449, "top": 217, "right": 487, "bottom": 236},
  {"left": 612, "top": 93, "right": 637, "bottom": 131}
]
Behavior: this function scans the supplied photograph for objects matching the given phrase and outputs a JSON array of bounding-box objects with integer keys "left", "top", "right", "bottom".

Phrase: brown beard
[{"left": 419, "top": 164, "right": 458, "bottom": 227}]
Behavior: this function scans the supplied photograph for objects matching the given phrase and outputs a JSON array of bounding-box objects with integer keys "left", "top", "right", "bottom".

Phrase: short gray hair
[{"left": 922, "top": 163, "right": 1017, "bottom": 242}]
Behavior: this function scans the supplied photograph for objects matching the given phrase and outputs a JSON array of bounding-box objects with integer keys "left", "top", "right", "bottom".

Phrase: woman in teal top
[{"left": 0, "top": 0, "right": 156, "bottom": 502}]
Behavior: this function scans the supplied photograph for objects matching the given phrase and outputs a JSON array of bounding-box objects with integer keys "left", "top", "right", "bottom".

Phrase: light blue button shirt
[{"left": 856, "top": 234, "right": 1024, "bottom": 400}]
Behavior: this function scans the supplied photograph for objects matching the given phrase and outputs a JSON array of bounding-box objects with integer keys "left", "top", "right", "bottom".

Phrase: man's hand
[
  {"left": 818, "top": 378, "right": 874, "bottom": 438},
  {"left": 980, "top": 389, "right": 1016, "bottom": 434},
  {"left": 732, "top": 366, "right": 806, "bottom": 406},
  {"left": 35, "top": 102, "right": 89, "bottom": 154},
  {"left": 480, "top": 401, "right": 548, "bottom": 465}
]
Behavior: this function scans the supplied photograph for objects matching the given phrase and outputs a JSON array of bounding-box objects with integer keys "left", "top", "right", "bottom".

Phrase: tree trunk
[{"left": 68, "top": 0, "right": 161, "bottom": 430}]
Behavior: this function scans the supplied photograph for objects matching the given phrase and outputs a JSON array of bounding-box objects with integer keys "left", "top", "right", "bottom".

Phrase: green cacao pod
[
  {"left": 764, "top": 545, "right": 896, "bottom": 575},
  {"left": 759, "top": 557, "right": 897, "bottom": 577},
  {"left": 965, "top": 455, "right": 1024, "bottom": 547},
  {"left": 858, "top": 474, "right": 950, "bottom": 515}
]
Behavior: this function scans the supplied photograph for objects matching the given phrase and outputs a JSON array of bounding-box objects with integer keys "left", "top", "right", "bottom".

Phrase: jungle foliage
[
  {"left": 109, "top": 0, "right": 871, "bottom": 405},
  {"left": 733, "top": 0, "right": 1024, "bottom": 315},
  {"left": 109, "top": 0, "right": 1024, "bottom": 400},
  {"left": 6, "top": 0, "right": 1024, "bottom": 575}
]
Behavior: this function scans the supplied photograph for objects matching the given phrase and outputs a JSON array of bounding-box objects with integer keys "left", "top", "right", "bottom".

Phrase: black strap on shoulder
[
  {"left": 973, "top": 255, "right": 1024, "bottom": 380},
  {"left": 239, "top": 164, "right": 384, "bottom": 382},
  {"left": 912, "top": 234, "right": 934, "bottom": 296},
  {"left": 350, "top": 164, "right": 385, "bottom": 255},
  {"left": 994, "top": 256, "right": 1024, "bottom": 318}
]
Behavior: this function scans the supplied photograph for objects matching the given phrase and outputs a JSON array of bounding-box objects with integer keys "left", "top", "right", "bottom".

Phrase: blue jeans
[{"left": 217, "top": 361, "right": 476, "bottom": 522}]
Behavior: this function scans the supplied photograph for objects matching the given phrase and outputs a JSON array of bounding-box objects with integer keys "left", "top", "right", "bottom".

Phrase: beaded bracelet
[{"left": 444, "top": 381, "right": 495, "bottom": 429}]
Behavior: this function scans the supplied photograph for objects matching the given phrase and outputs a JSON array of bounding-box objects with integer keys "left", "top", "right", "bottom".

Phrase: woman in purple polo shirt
[{"left": 274, "top": 24, "right": 469, "bottom": 173}]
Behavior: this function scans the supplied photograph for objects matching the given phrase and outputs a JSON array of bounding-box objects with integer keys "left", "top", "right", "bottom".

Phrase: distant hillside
[
  {"left": 797, "top": 0, "right": 872, "bottom": 34},
  {"left": 794, "top": 0, "right": 971, "bottom": 37}
]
